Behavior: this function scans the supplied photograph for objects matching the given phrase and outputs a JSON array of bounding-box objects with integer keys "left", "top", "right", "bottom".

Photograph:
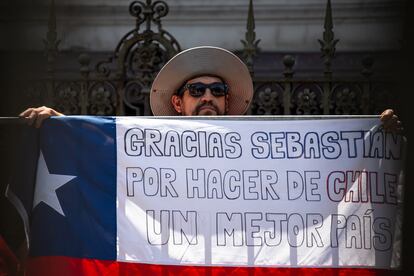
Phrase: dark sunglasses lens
[
  {"left": 210, "top": 83, "right": 227, "bottom": 96},
  {"left": 186, "top": 83, "right": 228, "bottom": 97},
  {"left": 188, "top": 84, "right": 206, "bottom": 97}
]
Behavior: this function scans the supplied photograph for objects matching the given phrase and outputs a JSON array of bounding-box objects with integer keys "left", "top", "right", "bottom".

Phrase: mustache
[{"left": 194, "top": 102, "right": 219, "bottom": 115}]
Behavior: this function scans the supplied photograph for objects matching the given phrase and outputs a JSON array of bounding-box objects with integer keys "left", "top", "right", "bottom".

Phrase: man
[{"left": 20, "top": 46, "right": 402, "bottom": 131}]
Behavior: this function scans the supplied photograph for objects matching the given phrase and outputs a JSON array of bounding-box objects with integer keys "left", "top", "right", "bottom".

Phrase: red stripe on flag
[
  {"left": 0, "top": 235, "right": 20, "bottom": 275},
  {"left": 26, "top": 256, "right": 401, "bottom": 276}
]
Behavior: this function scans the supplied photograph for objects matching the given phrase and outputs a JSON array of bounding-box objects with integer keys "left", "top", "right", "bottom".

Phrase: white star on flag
[{"left": 33, "top": 151, "right": 77, "bottom": 216}]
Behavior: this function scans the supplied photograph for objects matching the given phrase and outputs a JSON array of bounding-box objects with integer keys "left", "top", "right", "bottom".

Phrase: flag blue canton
[{"left": 30, "top": 116, "right": 117, "bottom": 260}]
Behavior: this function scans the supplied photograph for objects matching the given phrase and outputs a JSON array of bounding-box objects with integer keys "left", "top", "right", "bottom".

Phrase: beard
[{"left": 193, "top": 102, "right": 221, "bottom": 115}]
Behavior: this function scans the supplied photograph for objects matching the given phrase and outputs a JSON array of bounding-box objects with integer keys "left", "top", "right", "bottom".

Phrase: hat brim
[{"left": 150, "top": 46, "right": 253, "bottom": 116}]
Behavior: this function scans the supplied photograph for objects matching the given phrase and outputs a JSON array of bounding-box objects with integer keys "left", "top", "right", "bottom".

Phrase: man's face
[{"left": 171, "top": 76, "right": 227, "bottom": 116}]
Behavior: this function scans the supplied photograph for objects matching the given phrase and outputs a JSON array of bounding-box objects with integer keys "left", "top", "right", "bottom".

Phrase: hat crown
[{"left": 150, "top": 46, "right": 253, "bottom": 116}]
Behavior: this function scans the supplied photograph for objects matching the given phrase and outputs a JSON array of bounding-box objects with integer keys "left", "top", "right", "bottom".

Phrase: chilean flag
[{"left": 6, "top": 116, "right": 402, "bottom": 276}]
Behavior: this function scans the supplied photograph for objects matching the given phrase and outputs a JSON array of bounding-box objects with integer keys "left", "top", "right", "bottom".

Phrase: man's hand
[
  {"left": 19, "top": 106, "right": 64, "bottom": 128},
  {"left": 380, "top": 109, "right": 403, "bottom": 133}
]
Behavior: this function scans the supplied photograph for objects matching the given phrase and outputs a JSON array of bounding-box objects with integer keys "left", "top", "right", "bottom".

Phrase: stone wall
[{"left": 0, "top": 0, "right": 406, "bottom": 52}]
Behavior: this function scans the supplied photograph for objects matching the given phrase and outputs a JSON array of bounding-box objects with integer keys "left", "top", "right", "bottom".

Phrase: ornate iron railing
[
  {"left": 15, "top": 0, "right": 399, "bottom": 116},
  {"left": 244, "top": 0, "right": 396, "bottom": 116}
]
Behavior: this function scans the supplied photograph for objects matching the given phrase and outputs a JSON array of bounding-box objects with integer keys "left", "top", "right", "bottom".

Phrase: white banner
[{"left": 116, "top": 117, "right": 404, "bottom": 268}]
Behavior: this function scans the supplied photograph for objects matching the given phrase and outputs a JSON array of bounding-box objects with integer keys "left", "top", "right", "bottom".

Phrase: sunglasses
[{"left": 179, "top": 82, "right": 229, "bottom": 97}]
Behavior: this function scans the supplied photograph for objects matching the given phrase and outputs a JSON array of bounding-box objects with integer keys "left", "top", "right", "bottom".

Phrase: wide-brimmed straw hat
[{"left": 150, "top": 46, "right": 253, "bottom": 116}]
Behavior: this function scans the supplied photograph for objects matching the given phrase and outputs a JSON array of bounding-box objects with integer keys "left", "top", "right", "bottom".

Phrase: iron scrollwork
[
  {"left": 241, "top": 0, "right": 260, "bottom": 74},
  {"left": 330, "top": 83, "right": 362, "bottom": 115},
  {"left": 30, "top": 0, "right": 399, "bottom": 117},
  {"left": 291, "top": 84, "right": 324, "bottom": 115},
  {"left": 54, "top": 82, "right": 81, "bottom": 114},
  {"left": 88, "top": 82, "right": 117, "bottom": 115},
  {"left": 128, "top": 42, "right": 169, "bottom": 84},
  {"left": 124, "top": 80, "right": 147, "bottom": 115},
  {"left": 318, "top": 0, "right": 339, "bottom": 77},
  {"left": 251, "top": 83, "right": 284, "bottom": 115},
  {"left": 90, "top": 0, "right": 181, "bottom": 115},
  {"left": 129, "top": 0, "right": 169, "bottom": 31}
]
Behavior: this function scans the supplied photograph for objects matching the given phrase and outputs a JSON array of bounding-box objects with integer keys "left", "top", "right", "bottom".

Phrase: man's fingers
[
  {"left": 382, "top": 115, "right": 403, "bottom": 134},
  {"left": 383, "top": 114, "right": 398, "bottom": 128},
  {"left": 379, "top": 109, "right": 404, "bottom": 134},
  {"left": 24, "top": 110, "right": 39, "bottom": 126},
  {"left": 34, "top": 112, "right": 51, "bottom": 128},
  {"left": 380, "top": 109, "right": 394, "bottom": 122},
  {"left": 20, "top": 107, "right": 43, "bottom": 126},
  {"left": 19, "top": 108, "right": 34, "bottom": 118},
  {"left": 18, "top": 106, "right": 63, "bottom": 128}
]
